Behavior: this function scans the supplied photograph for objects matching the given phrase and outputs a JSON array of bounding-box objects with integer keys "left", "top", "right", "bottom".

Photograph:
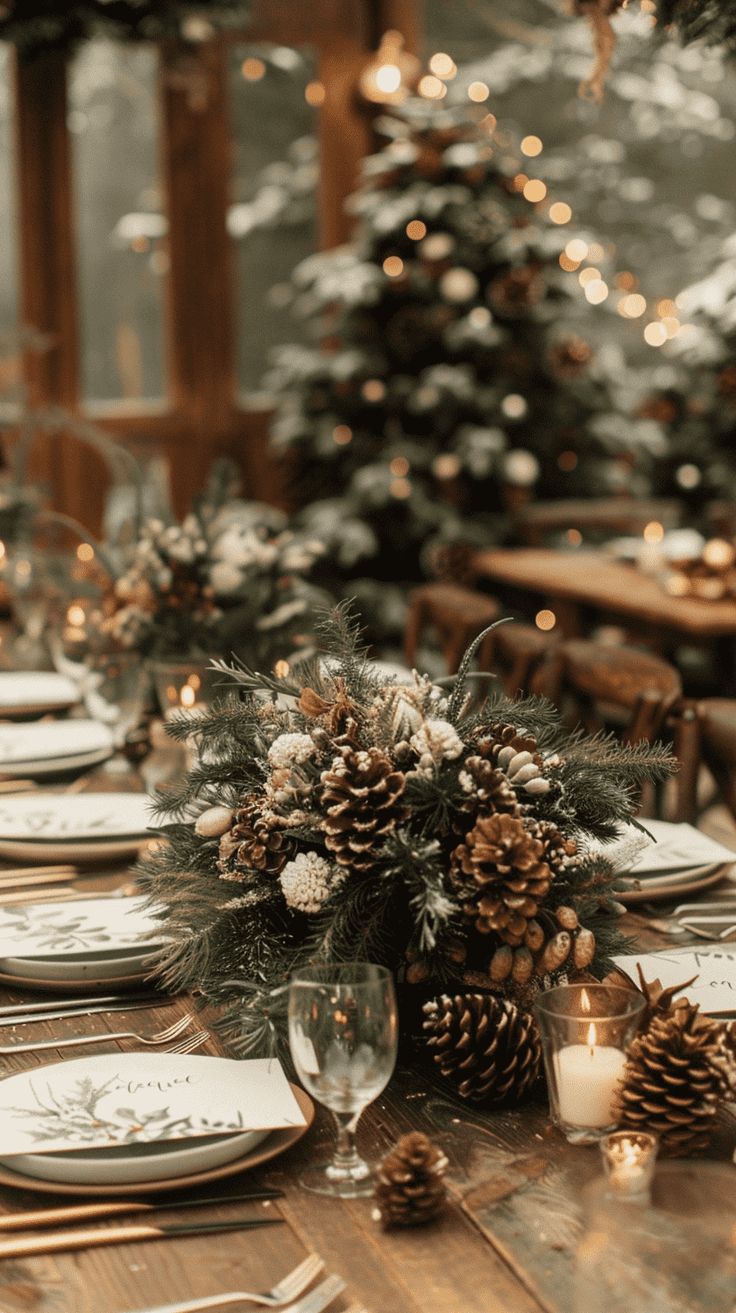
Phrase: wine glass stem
[{"left": 331, "top": 1110, "right": 362, "bottom": 1172}]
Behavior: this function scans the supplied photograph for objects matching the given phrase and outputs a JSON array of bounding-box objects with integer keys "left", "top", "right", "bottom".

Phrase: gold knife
[
  {"left": 0, "top": 1190, "right": 284, "bottom": 1230},
  {"left": 0, "top": 1216, "right": 284, "bottom": 1258}
]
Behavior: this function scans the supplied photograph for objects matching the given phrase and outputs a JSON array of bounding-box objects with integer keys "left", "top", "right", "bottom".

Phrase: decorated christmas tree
[{"left": 268, "top": 101, "right": 644, "bottom": 627}]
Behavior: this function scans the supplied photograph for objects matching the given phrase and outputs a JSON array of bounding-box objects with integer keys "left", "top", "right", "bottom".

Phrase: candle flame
[
  {"left": 580, "top": 987, "right": 591, "bottom": 1014},
  {"left": 180, "top": 684, "right": 196, "bottom": 708},
  {"left": 587, "top": 1022, "right": 597, "bottom": 1051}
]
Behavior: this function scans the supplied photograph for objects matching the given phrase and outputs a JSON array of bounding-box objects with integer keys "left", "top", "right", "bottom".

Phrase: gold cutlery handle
[
  {"left": 0, "top": 1200, "right": 147, "bottom": 1229},
  {"left": 0, "top": 1030, "right": 135, "bottom": 1053},
  {"left": 0, "top": 1222, "right": 161, "bottom": 1258}
]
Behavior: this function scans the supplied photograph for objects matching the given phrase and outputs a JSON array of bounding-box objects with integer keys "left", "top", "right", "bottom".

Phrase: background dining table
[
  {"left": 472, "top": 548, "right": 736, "bottom": 689},
  {"left": 0, "top": 770, "right": 733, "bottom": 1313}
]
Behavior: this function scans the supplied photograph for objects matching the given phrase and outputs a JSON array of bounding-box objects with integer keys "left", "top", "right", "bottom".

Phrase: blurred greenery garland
[
  {"left": 0, "top": 2, "right": 251, "bottom": 57},
  {"left": 574, "top": 1, "right": 736, "bottom": 98}
]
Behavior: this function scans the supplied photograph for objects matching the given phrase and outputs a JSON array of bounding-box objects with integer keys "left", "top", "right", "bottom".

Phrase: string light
[
  {"left": 579, "top": 267, "right": 602, "bottom": 287},
  {"left": 566, "top": 528, "right": 583, "bottom": 546},
  {"left": 619, "top": 293, "right": 647, "bottom": 318},
  {"left": 559, "top": 253, "right": 580, "bottom": 272},
  {"left": 429, "top": 52, "right": 457, "bottom": 79},
  {"left": 656, "top": 298, "right": 678, "bottom": 318},
  {"left": 467, "top": 81, "right": 490, "bottom": 102},
  {"left": 584, "top": 279, "right": 609, "bottom": 305},
  {"left": 501, "top": 394, "right": 528, "bottom": 419},
  {"left": 383, "top": 255, "right": 404, "bottom": 277},
  {"left": 565, "top": 238, "right": 588, "bottom": 263},
  {"left": 643, "top": 521, "right": 665, "bottom": 544},
  {"left": 549, "top": 202, "right": 572, "bottom": 224},
  {"left": 535, "top": 610, "right": 557, "bottom": 631},
  {"left": 521, "top": 135, "right": 543, "bottom": 157},
  {"left": 76, "top": 543, "right": 94, "bottom": 562},
  {"left": 433, "top": 453, "right": 461, "bottom": 479},
  {"left": 587, "top": 242, "right": 606, "bottom": 262},
  {"left": 523, "top": 179, "right": 547, "bottom": 203},
  {"left": 418, "top": 74, "right": 446, "bottom": 99},
  {"left": 274, "top": 659, "right": 291, "bottom": 679},
  {"left": 358, "top": 30, "right": 419, "bottom": 105},
  {"left": 390, "top": 477, "right": 412, "bottom": 499},
  {"left": 333, "top": 425, "right": 352, "bottom": 446},
  {"left": 241, "top": 57, "right": 266, "bottom": 81},
  {"left": 406, "top": 219, "right": 427, "bottom": 240},
  {"left": 304, "top": 81, "right": 326, "bottom": 106},
  {"left": 362, "top": 379, "right": 386, "bottom": 402},
  {"left": 389, "top": 456, "right": 410, "bottom": 477},
  {"left": 643, "top": 322, "right": 667, "bottom": 347}
]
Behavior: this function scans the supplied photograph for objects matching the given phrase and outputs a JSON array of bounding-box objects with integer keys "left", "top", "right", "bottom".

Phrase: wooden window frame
[{"left": 10, "top": 0, "right": 420, "bottom": 528}]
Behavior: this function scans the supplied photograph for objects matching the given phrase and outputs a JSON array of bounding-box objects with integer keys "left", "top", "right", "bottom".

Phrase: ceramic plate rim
[
  {"left": 0, "top": 1084, "right": 314, "bottom": 1195},
  {"left": 0, "top": 836, "right": 147, "bottom": 862},
  {"left": 0, "top": 748, "right": 113, "bottom": 779},
  {"left": 0, "top": 792, "right": 152, "bottom": 840},
  {"left": 616, "top": 865, "right": 730, "bottom": 905},
  {"left": 0, "top": 949, "right": 160, "bottom": 983},
  {"left": 8, "top": 1126, "right": 270, "bottom": 1186}
]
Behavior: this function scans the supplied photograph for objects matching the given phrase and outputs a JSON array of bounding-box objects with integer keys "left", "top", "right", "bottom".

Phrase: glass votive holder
[
  {"left": 150, "top": 659, "right": 217, "bottom": 720},
  {"left": 533, "top": 984, "right": 646, "bottom": 1146},
  {"left": 600, "top": 1131, "right": 658, "bottom": 1201}
]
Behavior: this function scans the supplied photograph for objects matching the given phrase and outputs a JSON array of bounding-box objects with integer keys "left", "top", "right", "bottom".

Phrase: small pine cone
[
  {"left": 373, "top": 1132, "right": 448, "bottom": 1228},
  {"left": 321, "top": 746, "right": 408, "bottom": 871},
  {"left": 511, "top": 946, "right": 534, "bottom": 985},
  {"left": 524, "top": 919, "right": 545, "bottom": 952},
  {"left": 538, "top": 930, "right": 571, "bottom": 974},
  {"left": 490, "top": 945, "right": 513, "bottom": 982},
  {"left": 457, "top": 756, "right": 520, "bottom": 821},
  {"left": 423, "top": 993, "right": 542, "bottom": 1105},
  {"left": 217, "top": 796, "right": 292, "bottom": 879},
  {"left": 451, "top": 812, "right": 553, "bottom": 946},
  {"left": 555, "top": 906, "right": 579, "bottom": 931},
  {"left": 617, "top": 1000, "right": 734, "bottom": 1156},
  {"left": 475, "top": 726, "right": 550, "bottom": 796}
]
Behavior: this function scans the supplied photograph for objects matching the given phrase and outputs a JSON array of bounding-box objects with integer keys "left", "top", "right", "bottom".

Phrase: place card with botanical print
[
  {"left": 612, "top": 947, "right": 736, "bottom": 1015},
  {"left": 0, "top": 1053, "right": 307, "bottom": 1156},
  {"left": 0, "top": 895, "right": 164, "bottom": 959}
]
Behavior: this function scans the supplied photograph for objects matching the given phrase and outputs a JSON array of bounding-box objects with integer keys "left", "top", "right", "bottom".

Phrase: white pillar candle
[{"left": 555, "top": 1024, "right": 626, "bottom": 1128}]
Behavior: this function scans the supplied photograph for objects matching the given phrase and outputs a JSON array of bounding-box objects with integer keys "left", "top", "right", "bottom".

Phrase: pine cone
[
  {"left": 474, "top": 726, "right": 551, "bottom": 796},
  {"left": 456, "top": 756, "right": 520, "bottom": 823},
  {"left": 451, "top": 812, "right": 552, "bottom": 946},
  {"left": 217, "top": 797, "right": 292, "bottom": 880},
  {"left": 423, "top": 993, "right": 541, "bottom": 1104},
  {"left": 321, "top": 746, "right": 408, "bottom": 871},
  {"left": 617, "top": 1000, "right": 735, "bottom": 1156},
  {"left": 373, "top": 1132, "right": 448, "bottom": 1227}
]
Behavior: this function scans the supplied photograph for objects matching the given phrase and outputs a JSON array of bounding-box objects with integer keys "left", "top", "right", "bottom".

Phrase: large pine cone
[
  {"left": 616, "top": 1000, "right": 736, "bottom": 1156},
  {"left": 373, "top": 1132, "right": 448, "bottom": 1228},
  {"left": 423, "top": 992, "right": 541, "bottom": 1104},
  {"left": 321, "top": 746, "right": 408, "bottom": 871},
  {"left": 217, "top": 797, "right": 292, "bottom": 880},
  {"left": 451, "top": 812, "right": 552, "bottom": 946}
]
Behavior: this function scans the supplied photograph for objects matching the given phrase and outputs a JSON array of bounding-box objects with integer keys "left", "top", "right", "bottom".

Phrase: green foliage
[
  {"left": 657, "top": 0, "right": 736, "bottom": 54},
  {"left": 0, "top": 1, "right": 250, "bottom": 58},
  {"left": 141, "top": 606, "right": 676, "bottom": 1054}
]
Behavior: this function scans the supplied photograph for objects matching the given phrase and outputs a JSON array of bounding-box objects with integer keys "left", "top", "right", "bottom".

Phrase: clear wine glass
[
  {"left": 79, "top": 650, "right": 149, "bottom": 773},
  {"left": 288, "top": 962, "right": 398, "bottom": 1197}
]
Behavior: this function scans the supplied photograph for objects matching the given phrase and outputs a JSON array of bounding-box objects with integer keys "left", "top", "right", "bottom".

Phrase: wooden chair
[
  {"left": 675, "top": 698, "right": 736, "bottom": 824},
  {"left": 510, "top": 497, "right": 682, "bottom": 547},
  {"left": 531, "top": 639, "right": 682, "bottom": 744},
  {"left": 487, "top": 621, "right": 558, "bottom": 697},
  {"left": 404, "top": 582, "right": 501, "bottom": 674}
]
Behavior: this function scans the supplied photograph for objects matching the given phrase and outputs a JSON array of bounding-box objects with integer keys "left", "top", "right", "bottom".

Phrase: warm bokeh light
[
  {"left": 429, "top": 52, "right": 457, "bottom": 79},
  {"left": 676, "top": 463, "right": 701, "bottom": 489},
  {"left": 67, "top": 604, "right": 86, "bottom": 627},
  {"left": 333, "top": 424, "right": 353, "bottom": 446},
  {"left": 418, "top": 74, "right": 446, "bottom": 99},
  {"left": 467, "top": 80, "right": 490, "bottom": 102},
  {"left": 584, "top": 279, "right": 609, "bottom": 305},
  {"left": 558, "top": 450, "right": 578, "bottom": 472},
  {"left": 559, "top": 253, "right": 580, "bottom": 272},
  {"left": 433, "top": 453, "right": 461, "bottom": 479},
  {"left": 389, "top": 456, "right": 410, "bottom": 477},
  {"left": 535, "top": 609, "right": 557, "bottom": 631},
  {"left": 383, "top": 255, "right": 404, "bottom": 277},
  {"left": 587, "top": 242, "right": 605, "bottom": 263},
  {"left": 702, "top": 538, "right": 736, "bottom": 568},
  {"left": 274, "top": 659, "right": 291, "bottom": 679},
  {"left": 406, "top": 219, "right": 427, "bottom": 240},
  {"left": 76, "top": 542, "right": 95, "bottom": 562},
  {"left": 578, "top": 267, "right": 602, "bottom": 286},
  {"left": 390, "top": 477, "right": 412, "bottom": 499},
  {"left": 512, "top": 173, "right": 529, "bottom": 193},
  {"left": 549, "top": 202, "right": 572, "bottom": 224},
  {"left": 468, "top": 306, "right": 491, "bottom": 327},
  {"left": 304, "top": 80, "right": 326, "bottom": 106},
  {"left": 523, "top": 178, "right": 547, "bottom": 203},
  {"left": 362, "top": 379, "right": 386, "bottom": 402},
  {"left": 566, "top": 528, "right": 583, "bottom": 546},
  {"left": 565, "top": 238, "right": 588, "bottom": 262},
  {"left": 521, "top": 135, "right": 543, "bottom": 157},
  {"left": 643, "top": 520, "right": 665, "bottom": 544},
  {"left": 663, "top": 316, "right": 681, "bottom": 338},
  {"left": 656, "top": 298, "right": 678, "bottom": 318},
  {"left": 373, "top": 64, "right": 402, "bottom": 95},
  {"left": 241, "top": 57, "right": 266, "bottom": 81},
  {"left": 619, "top": 293, "right": 647, "bottom": 318},
  {"left": 501, "top": 393, "right": 528, "bottom": 419},
  {"left": 614, "top": 271, "right": 637, "bottom": 290},
  {"left": 644, "top": 321, "right": 667, "bottom": 347}
]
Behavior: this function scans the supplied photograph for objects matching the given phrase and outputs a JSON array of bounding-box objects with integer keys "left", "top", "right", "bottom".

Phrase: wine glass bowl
[{"left": 288, "top": 962, "right": 398, "bottom": 1197}]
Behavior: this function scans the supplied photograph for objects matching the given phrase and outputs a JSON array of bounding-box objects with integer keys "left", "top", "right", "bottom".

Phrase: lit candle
[
  {"left": 600, "top": 1131, "right": 658, "bottom": 1198},
  {"left": 554, "top": 1023, "right": 626, "bottom": 1129}
]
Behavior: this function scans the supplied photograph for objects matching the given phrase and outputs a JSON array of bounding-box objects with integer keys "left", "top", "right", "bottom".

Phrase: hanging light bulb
[{"left": 358, "top": 30, "right": 420, "bottom": 105}]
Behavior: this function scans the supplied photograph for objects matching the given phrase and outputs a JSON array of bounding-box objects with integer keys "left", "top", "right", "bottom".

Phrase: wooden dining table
[
  {"left": 0, "top": 783, "right": 734, "bottom": 1313},
  {"left": 473, "top": 548, "right": 736, "bottom": 686}
]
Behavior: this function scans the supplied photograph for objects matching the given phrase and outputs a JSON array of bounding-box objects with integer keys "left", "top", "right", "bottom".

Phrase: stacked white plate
[
  {"left": 0, "top": 792, "right": 153, "bottom": 863},
  {"left": 613, "top": 820, "right": 736, "bottom": 904},
  {"left": 0, "top": 720, "right": 114, "bottom": 778},
  {"left": 0, "top": 891, "right": 164, "bottom": 988},
  {"left": 0, "top": 671, "right": 78, "bottom": 720}
]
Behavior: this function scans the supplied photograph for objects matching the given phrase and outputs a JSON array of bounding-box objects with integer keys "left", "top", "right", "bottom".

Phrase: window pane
[
  {"left": 0, "top": 45, "right": 18, "bottom": 342},
  {"left": 69, "top": 41, "right": 167, "bottom": 404},
  {"left": 229, "top": 43, "right": 319, "bottom": 397}
]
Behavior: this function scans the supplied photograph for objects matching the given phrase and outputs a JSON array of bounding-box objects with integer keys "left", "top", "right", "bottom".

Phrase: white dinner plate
[
  {"left": 0, "top": 792, "right": 153, "bottom": 858},
  {"left": 0, "top": 720, "right": 113, "bottom": 767},
  {"left": 0, "top": 947, "right": 161, "bottom": 984},
  {"left": 9, "top": 1128, "right": 270, "bottom": 1186},
  {"left": 0, "top": 746, "right": 114, "bottom": 781},
  {"left": 0, "top": 672, "right": 78, "bottom": 718}
]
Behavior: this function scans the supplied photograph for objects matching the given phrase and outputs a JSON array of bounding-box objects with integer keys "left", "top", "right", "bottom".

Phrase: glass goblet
[
  {"left": 79, "top": 650, "right": 148, "bottom": 773},
  {"left": 288, "top": 962, "right": 398, "bottom": 1198}
]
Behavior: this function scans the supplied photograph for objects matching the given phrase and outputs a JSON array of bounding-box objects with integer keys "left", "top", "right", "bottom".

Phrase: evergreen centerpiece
[
  {"left": 142, "top": 607, "right": 674, "bottom": 1057},
  {"left": 101, "top": 501, "right": 326, "bottom": 666}
]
